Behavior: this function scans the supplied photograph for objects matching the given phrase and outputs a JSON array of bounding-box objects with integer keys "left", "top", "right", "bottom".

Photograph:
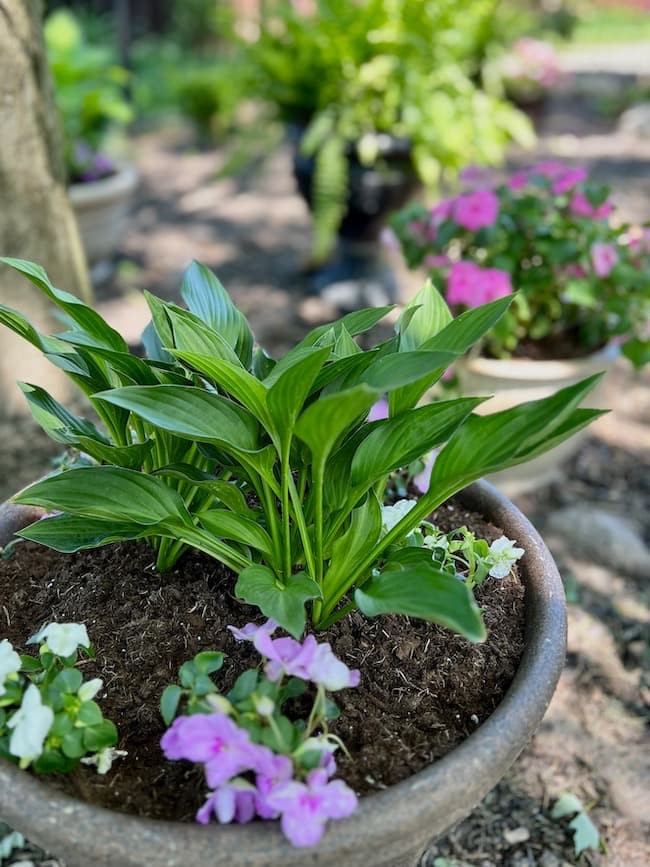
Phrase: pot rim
[
  {"left": 464, "top": 342, "right": 619, "bottom": 382},
  {"left": 0, "top": 480, "right": 566, "bottom": 866},
  {"left": 68, "top": 163, "right": 139, "bottom": 207}
]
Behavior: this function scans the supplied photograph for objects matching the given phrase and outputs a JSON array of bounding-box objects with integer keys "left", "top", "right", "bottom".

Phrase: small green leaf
[
  {"left": 62, "top": 729, "right": 86, "bottom": 759},
  {"left": 19, "top": 655, "right": 42, "bottom": 672},
  {"left": 193, "top": 651, "right": 225, "bottom": 675},
  {"left": 235, "top": 565, "right": 321, "bottom": 639},
  {"left": 76, "top": 701, "right": 103, "bottom": 727},
  {"left": 569, "top": 812, "right": 601, "bottom": 855},
  {"left": 160, "top": 684, "right": 183, "bottom": 725},
  {"left": 82, "top": 719, "right": 118, "bottom": 751},
  {"left": 228, "top": 669, "right": 258, "bottom": 702},
  {"left": 551, "top": 792, "right": 584, "bottom": 819},
  {"left": 52, "top": 668, "right": 83, "bottom": 694},
  {"left": 355, "top": 565, "right": 486, "bottom": 643}
]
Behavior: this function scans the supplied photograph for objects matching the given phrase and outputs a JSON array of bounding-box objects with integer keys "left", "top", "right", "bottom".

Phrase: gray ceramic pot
[{"left": 0, "top": 481, "right": 566, "bottom": 867}]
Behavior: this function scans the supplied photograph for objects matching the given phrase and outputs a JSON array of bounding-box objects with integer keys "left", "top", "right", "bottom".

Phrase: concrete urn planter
[
  {"left": 68, "top": 163, "right": 138, "bottom": 272},
  {"left": 0, "top": 481, "right": 566, "bottom": 867},
  {"left": 457, "top": 344, "right": 618, "bottom": 496}
]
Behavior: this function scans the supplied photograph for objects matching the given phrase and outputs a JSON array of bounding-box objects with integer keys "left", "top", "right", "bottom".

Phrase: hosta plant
[
  {"left": 1, "top": 257, "right": 603, "bottom": 642},
  {"left": 390, "top": 161, "right": 650, "bottom": 366}
]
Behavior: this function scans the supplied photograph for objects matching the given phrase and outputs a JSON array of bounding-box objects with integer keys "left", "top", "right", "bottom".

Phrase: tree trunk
[{"left": 0, "top": 0, "right": 91, "bottom": 416}]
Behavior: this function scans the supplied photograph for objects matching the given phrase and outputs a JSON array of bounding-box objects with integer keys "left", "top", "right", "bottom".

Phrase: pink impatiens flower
[
  {"left": 531, "top": 160, "right": 567, "bottom": 179},
  {"left": 570, "top": 191, "right": 613, "bottom": 220},
  {"left": 308, "top": 641, "right": 360, "bottom": 691},
  {"left": 446, "top": 261, "right": 484, "bottom": 307},
  {"left": 430, "top": 197, "right": 454, "bottom": 226},
  {"left": 591, "top": 242, "right": 618, "bottom": 277},
  {"left": 160, "top": 713, "right": 262, "bottom": 788},
  {"left": 452, "top": 190, "right": 499, "bottom": 232},
  {"left": 552, "top": 167, "right": 588, "bottom": 195},
  {"left": 446, "top": 262, "right": 512, "bottom": 308},
  {"left": 254, "top": 752, "right": 294, "bottom": 819},
  {"left": 253, "top": 633, "right": 316, "bottom": 682},
  {"left": 506, "top": 171, "right": 528, "bottom": 190},
  {"left": 265, "top": 768, "right": 358, "bottom": 848},
  {"left": 227, "top": 619, "right": 277, "bottom": 643}
]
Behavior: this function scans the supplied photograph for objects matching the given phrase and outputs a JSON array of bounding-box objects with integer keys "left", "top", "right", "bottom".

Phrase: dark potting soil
[
  {"left": 0, "top": 498, "right": 524, "bottom": 821},
  {"left": 509, "top": 329, "right": 601, "bottom": 361}
]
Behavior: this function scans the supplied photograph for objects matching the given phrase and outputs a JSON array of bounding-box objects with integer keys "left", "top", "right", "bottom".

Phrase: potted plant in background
[
  {"left": 390, "top": 161, "right": 650, "bottom": 492},
  {"left": 0, "top": 257, "right": 603, "bottom": 865},
  {"left": 45, "top": 9, "right": 137, "bottom": 279},
  {"left": 223, "top": 0, "right": 534, "bottom": 302}
]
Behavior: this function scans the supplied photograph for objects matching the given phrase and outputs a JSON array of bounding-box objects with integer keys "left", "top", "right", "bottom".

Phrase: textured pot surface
[
  {"left": 69, "top": 164, "right": 138, "bottom": 266},
  {"left": 457, "top": 344, "right": 617, "bottom": 495},
  {"left": 0, "top": 481, "right": 566, "bottom": 867}
]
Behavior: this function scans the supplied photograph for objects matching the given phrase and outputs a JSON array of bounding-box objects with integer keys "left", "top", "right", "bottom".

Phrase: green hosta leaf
[
  {"left": 0, "top": 304, "right": 71, "bottom": 355},
  {"left": 199, "top": 509, "right": 275, "bottom": 559},
  {"left": 235, "top": 565, "right": 321, "bottom": 638},
  {"left": 96, "top": 385, "right": 260, "bottom": 452},
  {"left": 154, "top": 466, "right": 256, "bottom": 517},
  {"left": 165, "top": 306, "right": 243, "bottom": 367},
  {"left": 17, "top": 514, "right": 154, "bottom": 552},
  {"left": 332, "top": 324, "right": 361, "bottom": 358},
  {"left": 181, "top": 261, "right": 254, "bottom": 367},
  {"left": 160, "top": 684, "right": 183, "bottom": 725},
  {"left": 355, "top": 565, "right": 486, "bottom": 643},
  {"left": 312, "top": 350, "right": 379, "bottom": 395},
  {"left": 397, "top": 280, "right": 452, "bottom": 351},
  {"left": 69, "top": 343, "right": 160, "bottom": 386},
  {"left": 350, "top": 397, "right": 485, "bottom": 489},
  {"left": 266, "top": 347, "right": 331, "bottom": 441},
  {"left": 144, "top": 292, "right": 175, "bottom": 352},
  {"left": 430, "top": 375, "right": 603, "bottom": 496},
  {"left": 322, "top": 493, "right": 382, "bottom": 601},
  {"left": 13, "top": 467, "right": 191, "bottom": 526},
  {"left": 141, "top": 319, "right": 174, "bottom": 364},
  {"left": 423, "top": 295, "right": 513, "bottom": 355},
  {"left": 297, "top": 306, "right": 394, "bottom": 349},
  {"left": 75, "top": 437, "right": 154, "bottom": 470},
  {"left": 358, "top": 350, "right": 458, "bottom": 392},
  {"left": 171, "top": 351, "right": 270, "bottom": 427},
  {"left": 1, "top": 258, "right": 127, "bottom": 352},
  {"left": 295, "top": 385, "right": 378, "bottom": 472},
  {"left": 17, "top": 382, "right": 108, "bottom": 446}
]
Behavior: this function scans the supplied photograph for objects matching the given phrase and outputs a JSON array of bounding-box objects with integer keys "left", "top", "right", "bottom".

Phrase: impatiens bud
[
  {"left": 78, "top": 678, "right": 103, "bottom": 702},
  {"left": 0, "top": 639, "right": 21, "bottom": 697},
  {"left": 28, "top": 622, "right": 90, "bottom": 658},
  {"left": 255, "top": 696, "right": 275, "bottom": 718},
  {"left": 205, "top": 693, "right": 233, "bottom": 715},
  {"left": 7, "top": 684, "right": 54, "bottom": 765}
]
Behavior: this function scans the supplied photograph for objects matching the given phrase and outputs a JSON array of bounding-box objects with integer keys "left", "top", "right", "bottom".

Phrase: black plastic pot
[{"left": 0, "top": 480, "right": 566, "bottom": 867}]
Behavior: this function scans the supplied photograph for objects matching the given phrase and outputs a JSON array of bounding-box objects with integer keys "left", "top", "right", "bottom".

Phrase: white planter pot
[
  {"left": 69, "top": 164, "right": 138, "bottom": 269},
  {"left": 457, "top": 343, "right": 618, "bottom": 495}
]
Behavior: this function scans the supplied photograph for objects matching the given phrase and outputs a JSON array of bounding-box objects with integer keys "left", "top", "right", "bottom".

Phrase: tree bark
[{"left": 0, "top": 0, "right": 91, "bottom": 416}]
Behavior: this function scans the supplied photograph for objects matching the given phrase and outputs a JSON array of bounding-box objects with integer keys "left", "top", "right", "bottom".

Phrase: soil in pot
[{"left": 0, "top": 498, "right": 524, "bottom": 822}]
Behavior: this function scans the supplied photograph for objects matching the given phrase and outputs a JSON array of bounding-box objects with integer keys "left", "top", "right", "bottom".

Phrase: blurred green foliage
[
  {"left": 224, "top": 0, "right": 536, "bottom": 260},
  {"left": 44, "top": 9, "right": 133, "bottom": 181}
]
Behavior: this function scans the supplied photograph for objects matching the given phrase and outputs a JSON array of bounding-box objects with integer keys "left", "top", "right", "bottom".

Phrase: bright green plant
[
  {"left": 226, "top": 0, "right": 534, "bottom": 260},
  {"left": 45, "top": 9, "right": 133, "bottom": 182},
  {"left": 1, "top": 258, "right": 603, "bottom": 642}
]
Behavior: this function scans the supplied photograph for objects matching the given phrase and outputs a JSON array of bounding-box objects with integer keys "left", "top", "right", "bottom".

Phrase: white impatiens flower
[
  {"left": 0, "top": 639, "right": 21, "bottom": 697},
  {"left": 487, "top": 536, "right": 525, "bottom": 579},
  {"left": 7, "top": 684, "right": 54, "bottom": 764},
  {"left": 380, "top": 499, "right": 418, "bottom": 538},
  {"left": 29, "top": 622, "right": 90, "bottom": 658},
  {"left": 78, "top": 678, "right": 103, "bottom": 703},
  {"left": 81, "top": 747, "right": 128, "bottom": 775}
]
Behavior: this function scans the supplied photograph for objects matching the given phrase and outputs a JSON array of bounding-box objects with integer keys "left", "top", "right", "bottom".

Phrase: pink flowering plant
[
  {"left": 0, "top": 624, "right": 120, "bottom": 774},
  {"left": 160, "top": 622, "right": 358, "bottom": 846},
  {"left": 391, "top": 163, "right": 650, "bottom": 366},
  {"left": 1, "top": 258, "right": 604, "bottom": 647}
]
